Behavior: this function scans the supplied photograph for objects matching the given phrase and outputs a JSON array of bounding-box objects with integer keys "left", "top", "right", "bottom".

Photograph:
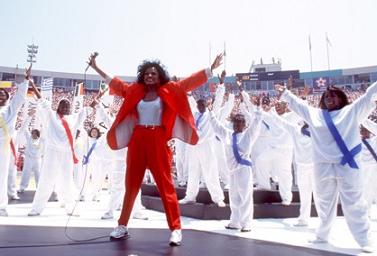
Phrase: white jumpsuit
[
  {"left": 281, "top": 83, "right": 377, "bottom": 247},
  {"left": 0, "top": 81, "right": 28, "bottom": 212},
  {"left": 209, "top": 106, "right": 261, "bottom": 229}
]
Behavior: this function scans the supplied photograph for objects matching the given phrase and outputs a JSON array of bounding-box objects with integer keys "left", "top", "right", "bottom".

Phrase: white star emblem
[{"left": 316, "top": 77, "right": 327, "bottom": 87}]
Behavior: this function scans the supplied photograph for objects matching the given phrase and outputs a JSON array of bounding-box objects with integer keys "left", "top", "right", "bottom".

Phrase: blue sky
[{"left": 1, "top": 0, "right": 376, "bottom": 77}]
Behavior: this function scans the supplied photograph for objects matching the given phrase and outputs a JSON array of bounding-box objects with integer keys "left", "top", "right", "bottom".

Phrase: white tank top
[{"left": 137, "top": 97, "right": 162, "bottom": 125}]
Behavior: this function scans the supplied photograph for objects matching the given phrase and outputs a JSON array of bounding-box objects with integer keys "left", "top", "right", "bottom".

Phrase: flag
[
  {"left": 74, "top": 82, "right": 84, "bottom": 97},
  {"left": 41, "top": 78, "right": 53, "bottom": 103},
  {"left": 0, "top": 81, "right": 12, "bottom": 88},
  {"left": 73, "top": 82, "right": 85, "bottom": 114},
  {"left": 326, "top": 33, "right": 332, "bottom": 47}
]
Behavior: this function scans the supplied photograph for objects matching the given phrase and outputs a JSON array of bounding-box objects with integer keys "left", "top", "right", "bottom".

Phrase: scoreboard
[{"left": 236, "top": 70, "right": 300, "bottom": 82}]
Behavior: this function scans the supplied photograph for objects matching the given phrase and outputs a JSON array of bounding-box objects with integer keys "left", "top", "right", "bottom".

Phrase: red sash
[
  {"left": 10, "top": 139, "right": 17, "bottom": 165},
  {"left": 58, "top": 114, "right": 79, "bottom": 164}
]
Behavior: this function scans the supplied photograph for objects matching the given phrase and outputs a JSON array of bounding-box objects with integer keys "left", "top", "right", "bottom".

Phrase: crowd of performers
[{"left": 1, "top": 55, "right": 377, "bottom": 252}]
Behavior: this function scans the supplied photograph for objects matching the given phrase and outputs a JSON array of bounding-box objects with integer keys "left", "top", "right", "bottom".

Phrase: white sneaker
[
  {"left": 309, "top": 237, "right": 328, "bottom": 244},
  {"left": 293, "top": 220, "right": 308, "bottom": 227},
  {"left": 216, "top": 201, "right": 226, "bottom": 207},
  {"left": 9, "top": 194, "right": 20, "bottom": 200},
  {"left": 0, "top": 209, "right": 8, "bottom": 217},
  {"left": 169, "top": 229, "right": 182, "bottom": 246},
  {"left": 101, "top": 211, "right": 114, "bottom": 220},
  {"left": 28, "top": 209, "right": 40, "bottom": 217},
  {"left": 281, "top": 200, "right": 291, "bottom": 206},
  {"left": 179, "top": 198, "right": 195, "bottom": 205},
  {"left": 132, "top": 211, "right": 148, "bottom": 220},
  {"left": 362, "top": 245, "right": 375, "bottom": 253},
  {"left": 178, "top": 181, "right": 187, "bottom": 187},
  {"left": 110, "top": 225, "right": 128, "bottom": 239}
]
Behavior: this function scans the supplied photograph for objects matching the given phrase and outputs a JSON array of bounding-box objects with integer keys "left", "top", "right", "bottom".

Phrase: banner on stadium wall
[
  {"left": 312, "top": 77, "right": 329, "bottom": 93},
  {"left": 0, "top": 81, "right": 12, "bottom": 88}
]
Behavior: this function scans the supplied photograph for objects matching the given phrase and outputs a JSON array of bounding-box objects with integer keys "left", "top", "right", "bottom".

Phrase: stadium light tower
[{"left": 27, "top": 43, "right": 38, "bottom": 64}]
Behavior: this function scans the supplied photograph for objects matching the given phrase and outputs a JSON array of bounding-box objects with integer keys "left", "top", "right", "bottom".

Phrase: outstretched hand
[
  {"left": 275, "top": 83, "right": 286, "bottom": 99},
  {"left": 87, "top": 52, "right": 98, "bottom": 69},
  {"left": 217, "top": 70, "right": 226, "bottom": 84},
  {"left": 210, "top": 53, "right": 224, "bottom": 72}
]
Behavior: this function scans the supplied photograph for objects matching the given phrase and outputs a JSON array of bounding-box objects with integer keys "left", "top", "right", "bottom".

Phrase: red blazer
[{"left": 107, "top": 69, "right": 208, "bottom": 150}]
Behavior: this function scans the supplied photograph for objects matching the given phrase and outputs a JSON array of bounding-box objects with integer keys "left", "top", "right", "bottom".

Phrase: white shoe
[
  {"left": 110, "top": 225, "right": 128, "bottom": 239},
  {"left": 9, "top": 194, "right": 20, "bottom": 200},
  {"left": 179, "top": 198, "right": 195, "bottom": 205},
  {"left": 309, "top": 237, "right": 328, "bottom": 244},
  {"left": 362, "top": 245, "right": 375, "bottom": 253},
  {"left": 216, "top": 201, "right": 226, "bottom": 207},
  {"left": 28, "top": 209, "right": 40, "bottom": 217},
  {"left": 178, "top": 181, "right": 187, "bottom": 187},
  {"left": 132, "top": 211, "right": 148, "bottom": 220},
  {"left": 17, "top": 189, "right": 25, "bottom": 194},
  {"left": 169, "top": 229, "right": 182, "bottom": 246},
  {"left": 281, "top": 200, "right": 291, "bottom": 206},
  {"left": 0, "top": 209, "right": 8, "bottom": 217},
  {"left": 101, "top": 211, "right": 114, "bottom": 220},
  {"left": 293, "top": 220, "right": 308, "bottom": 227}
]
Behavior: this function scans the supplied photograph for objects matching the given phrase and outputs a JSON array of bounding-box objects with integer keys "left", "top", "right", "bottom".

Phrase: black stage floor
[{"left": 0, "top": 225, "right": 349, "bottom": 256}]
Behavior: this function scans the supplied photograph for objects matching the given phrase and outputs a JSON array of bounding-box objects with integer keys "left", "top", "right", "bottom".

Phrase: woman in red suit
[{"left": 88, "top": 53, "right": 223, "bottom": 246}]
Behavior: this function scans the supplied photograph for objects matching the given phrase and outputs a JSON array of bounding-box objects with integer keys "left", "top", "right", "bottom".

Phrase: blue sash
[
  {"left": 262, "top": 120, "right": 270, "bottom": 130},
  {"left": 301, "top": 126, "right": 311, "bottom": 137},
  {"left": 362, "top": 138, "right": 377, "bottom": 163},
  {"left": 83, "top": 141, "right": 97, "bottom": 165},
  {"left": 232, "top": 133, "right": 252, "bottom": 167},
  {"left": 322, "top": 110, "right": 361, "bottom": 169},
  {"left": 195, "top": 113, "right": 204, "bottom": 129}
]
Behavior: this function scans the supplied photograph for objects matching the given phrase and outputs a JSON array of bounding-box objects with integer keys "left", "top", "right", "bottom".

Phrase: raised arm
[
  {"left": 350, "top": 81, "right": 377, "bottom": 122},
  {"left": 178, "top": 53, "right": 223, "bottom": 92},
  {"left": 362, "top": 118, "right": 377, "bottom": 136},
  {"left": 276, "top": 84, "right": 312, "bottom": 124},
  {"left": 87, "top": 53, "right": 129, "bottom": 97}
]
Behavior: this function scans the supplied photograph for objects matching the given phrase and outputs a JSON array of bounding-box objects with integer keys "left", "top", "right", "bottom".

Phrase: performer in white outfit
[
  {"left": 360, "top": 118, "right": 377, "bottom": 217},
  {"left": 209, "top": 101, "right": 261, "bottom": 231},
  {"left": 179, "top": 98, "right": 225, "bottom": 207},
  {"left": 212, "top": 75, "right": 236, "bottom": 188},
  {"left": 276, "top": 82, "right": 377, "bottom": 253},
  {"left": 0, "top": 65, "right": 31, "bottom": 216},
  {"left": 28, "top": 82, "right": 89, "bottom": 216},
  {"left": 18, "top": 119, "right": 44, "bottom": 193},
  {"left": 267, "top": 111, "right": 317, "bottom": 226},
  {"left": 243, "top": 93, "right": 294, "bottom": 205}
]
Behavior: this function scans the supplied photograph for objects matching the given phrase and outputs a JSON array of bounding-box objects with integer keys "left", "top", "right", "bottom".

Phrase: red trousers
[{"left": 118, "top": 126, "right": 181, "bottom": 230}]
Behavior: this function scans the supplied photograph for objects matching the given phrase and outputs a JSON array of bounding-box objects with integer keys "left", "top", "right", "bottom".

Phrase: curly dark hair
[
  {"left": 0, "top": 88, "right": 10, "bottom": 100},
  {"left": 318, "top": 86, "right": 349, "bottom": 110},
  {"left": 136, "top": 60, "right": 170, "bottom": 85}
]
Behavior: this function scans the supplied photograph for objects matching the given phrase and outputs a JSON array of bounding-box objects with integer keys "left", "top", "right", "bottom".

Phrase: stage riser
[
  {"left": 141, "top": 184, "right": 344, "bottom": 220},
  {"left": 141, "top": 184, "right": 302, "bottom": 204},
  {"left": 142, "top": 195, "right": 344, "bottom": 220}
]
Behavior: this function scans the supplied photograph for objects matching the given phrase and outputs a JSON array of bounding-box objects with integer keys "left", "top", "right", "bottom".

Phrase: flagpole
[
  {"left": 209, "top": 41, "right": 212, "bottom": 68},
  {"left": 309, "top": 35, "right": 313, "bottom": 72},
  {"left": 326, "top": 32, "right": 330, "bottom": 70}
]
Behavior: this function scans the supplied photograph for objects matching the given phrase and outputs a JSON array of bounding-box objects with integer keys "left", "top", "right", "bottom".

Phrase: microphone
[{"left": 85, "top": 52, "right": 99, "bottom": 72}]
